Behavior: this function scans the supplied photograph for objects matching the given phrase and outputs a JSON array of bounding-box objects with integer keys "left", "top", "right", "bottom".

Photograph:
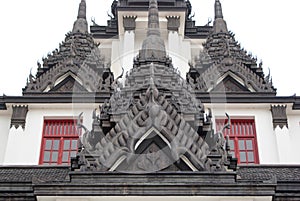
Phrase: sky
[{"left": 0, "top": 0, "right": 299, "bottom": 96}]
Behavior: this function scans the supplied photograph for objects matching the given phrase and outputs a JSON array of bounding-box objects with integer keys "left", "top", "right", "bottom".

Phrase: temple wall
[
  {"left": 108, "top": 31, "right": 202, "bottom": 80},
  {"left": 109, "top": 12, "right": 199, "bottom": 79},
  {"left": 207, "top": 103, "right": 280, "bottom": 164},
  {"left": 0, "top": 110, "right": 11, "bottom": 164},
  {"left": 2, "top": 104, "right": 94, "bottom": 165},
  {"left": 283, "top": 112, "right": 300, "bottom": 163},
  {"left": 1, "top": 102, "right": 300, "bottom": 165}
]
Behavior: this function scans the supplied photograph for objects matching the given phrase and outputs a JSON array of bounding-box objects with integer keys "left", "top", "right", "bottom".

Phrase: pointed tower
[
  {"left": 187, "top": 0, "right": 276, "bottom": 94},
  {"left": 72, "top": 0, "right": 88, "bottom": 33},
  {"left": 213, "top": 0, "right": 228, "bottom": 33},
  {"left": 23, "top": 0, "right": 113, "bottom": 95},
  {"left": 139, "top": 0, "right": 166, "bottom": 61}
]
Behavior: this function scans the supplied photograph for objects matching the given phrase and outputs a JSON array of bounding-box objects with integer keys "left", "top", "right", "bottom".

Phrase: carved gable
[
  {"left": 212, "top": 75, "right": 250, "bottom": 92},
  {"left": 49, "top": 76, "right": 88, "bottom": 93}
]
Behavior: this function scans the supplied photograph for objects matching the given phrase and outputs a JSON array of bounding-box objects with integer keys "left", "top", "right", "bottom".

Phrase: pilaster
[
  {"left": 271, "top": 105, "right": 291, "bottom": 163},
  {"left": 167, "top": 16, "right": 184, "bottom": 76},
  {"left": 122, "top": 16, "right": 136, "bottom": 78}
]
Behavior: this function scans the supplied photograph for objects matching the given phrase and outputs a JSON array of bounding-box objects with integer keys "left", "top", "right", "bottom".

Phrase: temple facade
[{"left": 0, "top": 0, "right": 300, "bottom": 200}]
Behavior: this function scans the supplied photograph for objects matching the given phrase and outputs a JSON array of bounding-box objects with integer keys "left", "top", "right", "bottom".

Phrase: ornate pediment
[
  {"left": 23, "top": 60, "right": 113, "bottom": 94},
  {"left": 188, "top": 60, "right": 275, "bottom": 93},
  {"left": 212, "top": 75, "right": 250, "bottom": 92},
  {"left": 49, "top": 76, "right": 88, "bottom": 93},
  {"left": 73, "top": 79, "right": 235, "bottom": 172},
  {"left": 71, "top": 0, "right": 236, "bottom": 173}
]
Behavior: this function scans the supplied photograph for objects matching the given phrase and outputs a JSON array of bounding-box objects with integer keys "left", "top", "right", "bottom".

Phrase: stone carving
[
  {"left": 123, "top": 16, "right": 137, "bottom": 31},
  {"left": 139, "top": 0, "right": 167, "bottom": 61},
  {"left": 72, "top": 0, "right": 88, "bottom": 34},
  {"left": 72, "top": 71, "right": 235, "bottom": 172},
  {"left": 207, "top": 113, "right": 233, "bottom": 171},
  {"left": 10, "top": 105, "right": 29, "bottom": 129},
  {"left": 166, "top": 16, "right": 180, "bottom": 32},
  {"left": 71, "top": 0, "right": 236, "bottom": 173},
  {"left": 187, "top": 0, "right": 276, "bottom": 94},
  {"left": 190, "top": 61, "right": 275, "bottom": 93},
  {"left": 271, "top": 105, "right": 288, "bottom": 129},
  {"left": 23, "top": 0, "right": 113, "bottom": 95}
]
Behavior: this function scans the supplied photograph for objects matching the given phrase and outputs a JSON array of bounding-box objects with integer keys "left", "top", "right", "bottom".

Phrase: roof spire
[
  {"left": 72, "top": 0, "right": 88, "bottom": 33},
  {"left": 77, "top": 0, "right": 86, "bottom": 19},
  {"left": 215, "top": 0, "right": 223, "bottom": 19},
  {"left": 213, "top": 0, "right": 228, "bottom": 33},
  {"left": 139, "top": 0, "right": 166, "bottom": 61},
  {"left": 147, "top": 0, "right": 160, "bottom": 36}
]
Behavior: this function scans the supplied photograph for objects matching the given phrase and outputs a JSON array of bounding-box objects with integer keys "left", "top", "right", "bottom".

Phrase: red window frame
[
  {"left": 39, "top": 119, "right": 81, "bottom": 165},
  {"left": 216, "top": 118, "right": 259, "bottom": 164}
]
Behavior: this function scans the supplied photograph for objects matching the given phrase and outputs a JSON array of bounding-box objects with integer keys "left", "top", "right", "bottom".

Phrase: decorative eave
[
  {"left": 23, "top": 56, "right": 114, "bottom": 95},
  {"left": 188, "top": 57, "right": 276, "bottom": 94},
  {"left": 1, "top": 94, "right": 300, "bottom": 106}
]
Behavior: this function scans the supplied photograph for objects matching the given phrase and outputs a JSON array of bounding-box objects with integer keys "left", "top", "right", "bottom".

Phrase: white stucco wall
[
  {"left": 108, "top": 11, "right": 203, "bottom": 81},
  {"left": 206, "top": 103, "right": 280, "bottom": 164},
  {"left": 0, "top": 108, "right": 11, "bottom": 164},
  {"left": 1, "top": 102, "right": 300, "bottom": 165},
  {"left": 274, "top": 107, "right": 300, "bottom": 164},
  {"left": 3, "top": 104, "right": 95, "bottom": 165}
]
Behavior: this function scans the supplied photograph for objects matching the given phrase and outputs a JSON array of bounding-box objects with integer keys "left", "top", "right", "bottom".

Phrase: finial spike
[
  {"left": 139, "top": 0, "right": 166, "bottom": 61},
  {"left": 215, "top": 0, "right": 223, "bottom": 19},
  {"left": 147, "top": 0, "right": 160, "bottom": 36},
  {"left": 72, "top": 0, "right": 88, "bottom": 33},
  {"left": 78, "top": 0, "right": 86, "bottom": 19},
  {"left": 213, "top": 0, "right": 228, "bottom": 33}
]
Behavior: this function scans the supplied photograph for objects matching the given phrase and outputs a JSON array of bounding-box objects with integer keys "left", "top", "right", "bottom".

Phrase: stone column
[
  {"left": 111, "top": 40, "right": 122, "bottom": 78},
  {"left": 122, "top": 16, "right": 137, "bottom": 81},
  {"left": 167, "top": 16, "right": 184, "bottom": 76},
  {"left": 271, "top": 105, "right": 291, "bottom": 163},
  {"left": 5, "top": 105, "right": 29, "bottom": 164}
]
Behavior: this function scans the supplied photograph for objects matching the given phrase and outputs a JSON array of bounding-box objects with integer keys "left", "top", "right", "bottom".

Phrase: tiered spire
[
  {"left": 72, "top": 0, "right": 88, "bottom": 33},
  {"left": 213, "top": 0, "right": 228, "bottom": 33},
  {"left": 23, "top": 0, "right": 113, "bottom": 95},
  {"left": 215, "top": 0, "right": 224, "bottom": 19},
  {"left": 139, "top": 0, "right": 166, "bottom": 61},
  {"left": 187, "top": 0, "right": 276, "bottom": 94},
  {"left": 147, "top": 0, "right": 161, "bottom": 36}
]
